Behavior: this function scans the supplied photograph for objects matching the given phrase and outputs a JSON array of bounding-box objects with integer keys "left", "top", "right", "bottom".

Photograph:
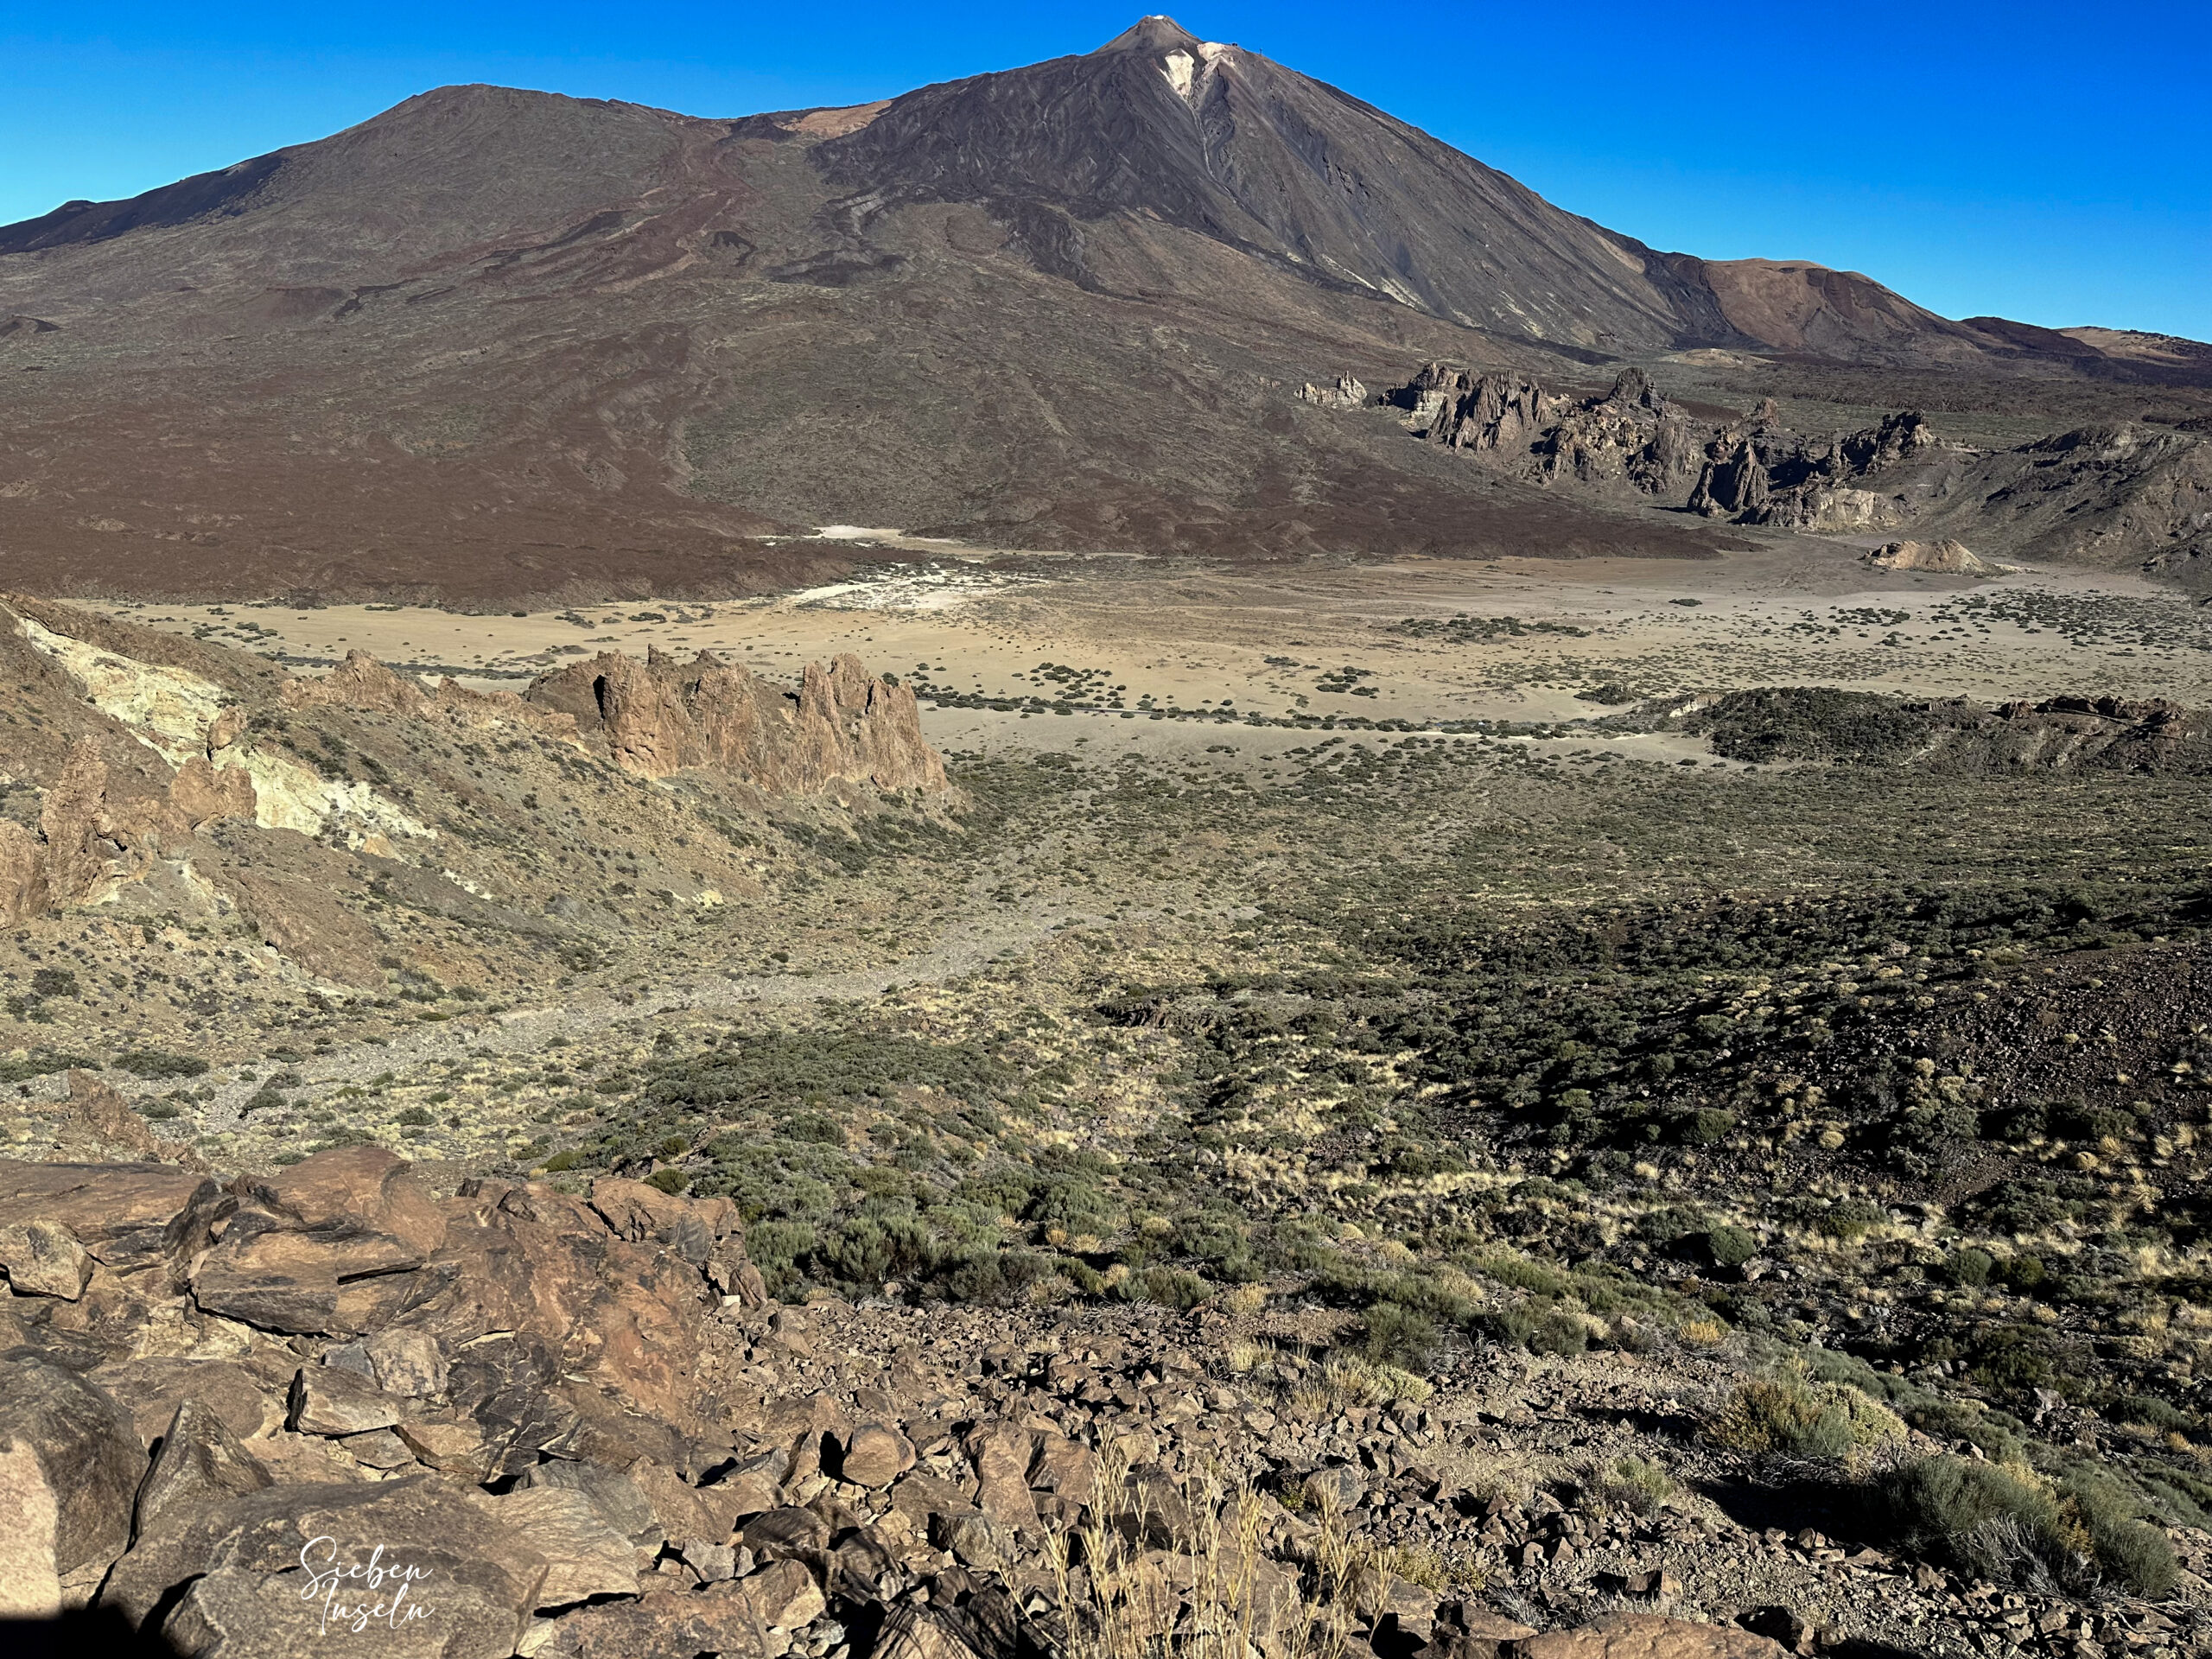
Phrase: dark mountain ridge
[{"left": 0, "top": 17, "right": 2203, "bottom": 604}]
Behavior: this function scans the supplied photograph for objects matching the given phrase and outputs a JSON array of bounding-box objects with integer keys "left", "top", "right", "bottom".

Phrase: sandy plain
[{"left": 88, "top": 528, "right": 2212, "bottom": 771}]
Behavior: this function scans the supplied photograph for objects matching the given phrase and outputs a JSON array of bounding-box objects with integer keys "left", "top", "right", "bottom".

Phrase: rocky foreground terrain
[
  {"left": 7, "top": 573, "right": 2212, "bottom": 1657},
  {"left": 6, "top": 1141, "right": 2194, "bottom": 1659}
]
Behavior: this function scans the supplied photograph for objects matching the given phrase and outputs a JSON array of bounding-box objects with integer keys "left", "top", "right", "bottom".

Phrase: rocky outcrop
[
  {"left": 0, "top": 1349, "right": 145, "bottom": 1613},
  {"left": 1387, "top": 366, "right": 1924, "bottom": 514},
  {"left": 1296, "top": 374, "right": 1367, "bottom": 410},
  {"left": 1397, "top": 365, "right": 1707, "bottom": 496},
  {"left": 1373, "top": 365, "right": 1952, "bottom": 536},
  {"left": 0, "top": 1147, "right": 1843, "bottom": 1659},
  {"left": 168, "top": 752, "right": 259, "bottom": 826},
  {"left": 1864, "top": 538, "right": 2007, "bottom": 575},
  {"left": 1355, "top": 359, "right": 2209, "bottom": 575},
  {"left": 0, "top": 818, "right": 48, "bottom": 925},
  {"left": 528, "top": 649, "right": 949, "bottom": 793},
  {"left": 46, "top": 1070, "right": 209, "bottom": 1169},
  {"left": 285, "top": 648, "right": 581, "bottom": 741},
  {"left": 1688, "top": 411, "right": 1936, "bottom": 531},
  {"left": 0, "top": 735, "right": 199, "bottom": 920}
]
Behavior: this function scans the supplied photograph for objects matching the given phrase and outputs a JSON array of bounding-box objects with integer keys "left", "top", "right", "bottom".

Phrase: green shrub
[
  {"left": 2059, "top": 1472, "right": 2180, "bottom": 1597},
  {"left": 29, "top": 968, "right": 78, "bottom": 999},
  {"left": 1482, "top": 1252, "right": 1570, "bottom": 1296},
  {"left": 645, "top": 1168, "right": 690, "bottom": 1195},
  {"left": 1362, "top": 1303, "right": 1436, "bottom": 1368},
  {"left": 1710, "top": 1370, "right": 1905, "bottom": 1463},
  {"left": 1878, "top": 1455, "right": 2176, "bottom": 1595},
  {"left": 394, "top": 1105, "right": 435, "bottom": 1127},
  {"left": 238, "top": 1084, "right": 287, "bottom": 1116},
  {"left": 1120, "top": 1266, "right": 1211, "bottom": 1310},
  {"left": 1679, "top": 1108, "right": 1738, "bottom": 1146},
  {"left": 1525, "top": 1306, "right": 1590, "bottom": 1356},
  {"left": 744, "top": 1221, "right": 817, "bottom": 1269},
  {"left": 941, "top": 1247, "right": 1056, "bottom": 1306},
  {"left": 1592, "top": 1454, "right": 1674, "bottom": 1516},
  {"left": 1880, "top": 1456, "right": 2070, "bottom": 1587},
  {"left": 1705, "top": 1226, "right": 1758, "bottom": 1269},
  {"left": 1948, "top": 1248, "right": 1994, "bottom": 1287},
  {"left": 116, "top": 1048, "right": 208, "bottom": 1080},
  {"left": 2114, "top": 1394, "right": 2196, "bottom": 1433},
  {"left": 1996, "top": 1254, "right": 2045, "bottom": 1291},
  {"left": 1821, "top": 1199, "right": 1887, "bottom": 1243}
]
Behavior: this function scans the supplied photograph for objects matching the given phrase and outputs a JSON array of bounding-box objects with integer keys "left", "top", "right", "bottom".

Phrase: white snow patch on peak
[
  {"left": 1161, "top": 50, "right": 1195, "bottom": 98},
  {"left": 1198, "top": 41, "right": 1231, "bottom": 60}
]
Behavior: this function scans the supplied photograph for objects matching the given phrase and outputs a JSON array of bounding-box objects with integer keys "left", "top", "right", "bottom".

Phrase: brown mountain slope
[{"left": 0, "top": 18, "right": 2201, "bottom": 604}]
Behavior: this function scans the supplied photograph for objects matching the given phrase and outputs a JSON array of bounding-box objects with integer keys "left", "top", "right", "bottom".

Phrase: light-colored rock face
[
  {"left": 1866, "top": 537, "right": 2004, "bottom": 574},
  {"left": 3, "top": 610, "right": 433, "bottom": 876},
  {"left": 527, "top": 648, "right": 949, "bottom": 794},
  {"left": 13, "top": 612, "right": 230, "bottom": 766}
]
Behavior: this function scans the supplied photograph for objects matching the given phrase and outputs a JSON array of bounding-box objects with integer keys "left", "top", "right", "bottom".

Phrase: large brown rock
[
  {"left": 414, "top": 1179, "right": 718, "bottom": 1444},
  {"left": 0, "top": 1218, "right": 93, "bottom": 1299},
  {"left": 476, "top": 1485, "right": 640, "bottom": 1607},
  {"left": 288, "top": 1365, "right": 410, "bottom": 1436},
  {"left": 533, "top": 1580, "right": 770, "bottom": 1659},
  {"left": 1507, "top": 1615, "right": 1786, "bottom": 1659},
  {"left": 0, "top": 1349, "right": 144, "bottom": 1615},
  {"left": 0, "top": 817, "right": 48, "bottom": 925},
  {"left": 40, "top": 737, "right": 134, "bottom": 908},
  {"left": 282, "top": 649, "right": 432, "bottom": 717},
  {"left": 512, "top": 1459, "right": 664, "bottom": 1548},
  {"left": 48, "top": 1070, "right": 208, "bottom": 1169},
  {"left": 90, "top": 1356, "right": 277, "bottom": 1446},
  {"left": 967, "top": 1423, "right": 1038, "bottom": 1527},
  {"left": 103, "top": 1474, "right": 550, "bottom": 1655},
  {"left": 834, "top": 1422, "right": 915, "bottom": 1489},
  {"left": 133, "top": 1397, "right": 273, "bottom": 1541},
  {"left": 740, "top": 1556, "right": 825, "bottom": 1631},
  {"left": 189, "top": 1146, "right": 450, "bottom": 1335},
  {"left": 285, "top": 649, "right": 581, "bottom": 743},
  {"left": 168, "top": 753, "right": 257, "bottom": 827},
  {"left": 0, "top": 1161, "right": 213, "bottom": 1269}
]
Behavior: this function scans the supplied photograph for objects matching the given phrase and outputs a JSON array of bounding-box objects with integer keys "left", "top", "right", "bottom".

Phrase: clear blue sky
[{"left": 3, "top": 2, "right": 2206, "bottom": 340}]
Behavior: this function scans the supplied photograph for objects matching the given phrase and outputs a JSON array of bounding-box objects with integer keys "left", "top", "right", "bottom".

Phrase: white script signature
[{"left": 297, "top": 1535, "right": 437, "bottom": 1634}]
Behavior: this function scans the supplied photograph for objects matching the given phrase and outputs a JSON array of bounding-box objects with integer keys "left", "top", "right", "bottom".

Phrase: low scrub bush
[
  {"left": 1879, "top": 1456, "right": 2177, "bottom": 1597},
  {"left": 1361, "top": 1303, "right": 1436, "bottom": 1368},
  {"left": 1708, "top": 1369, "right": 1905, "bottom": 1465},
  {"left": 116, "top": 1048, "right": 208, "bottom": 1080}
]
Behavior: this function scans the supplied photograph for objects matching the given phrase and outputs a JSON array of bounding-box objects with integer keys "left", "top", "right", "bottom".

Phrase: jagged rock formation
[
  {"left": 0, "top": 1147, "right": 1803, "bottom": 1657},
  {"left": 0, "top": 733, "right": 248, "bottom": 925},
  {"left": 1684, "top": 410, "right": 1936, "bottom": 531},
  {"left": 1354, "top": 361, "right": 2212, "bottom": 576},
  {"left": 283, "top": 646, "right": 581, "bottom": 741},
  {"left": 1385, "top": 365, "right": 1936, "bottom": 528},
  {"left": 1399, "top": 366, "right": 1711, "bottom": 498},
  {"left": 527, "top": 649, "right": 950, "bottom": 794}
]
